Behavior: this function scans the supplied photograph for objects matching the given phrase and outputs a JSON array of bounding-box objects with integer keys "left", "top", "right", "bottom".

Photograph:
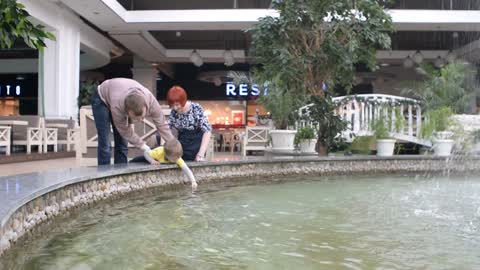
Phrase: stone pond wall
[{"left": 0, "top": 157, "right": 478, "bottom": 255}]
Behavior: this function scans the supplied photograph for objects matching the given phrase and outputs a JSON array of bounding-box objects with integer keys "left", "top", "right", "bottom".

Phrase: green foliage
[
  {"left": 394, "top": 107, "right": 403, "bottom": 133},
  {"left": 351, "top": 136, "right": 375, "bottom": 154},
  {"left": 248, "top": 0, "right": 393, "bottom": 96},
  {"left": 421, "top": 107, "right": 454, "bottom": 139},
  {"left": 0, "top": 0, "right": 55, "bottom": 49},
  {"left": 257, "top": 81, "right": 307, "bottom": 129},
  {"left": 372, "top": 118, "right": 390, "bottom": 140},
  {"left": 402, "top": 62, "right": 478, "bottom": 114},
  {"left": 308, "top": 94, "right": 347, "bottom": 151},
  {"left": 78, "top": 81, "right": 98, "bottom": 109},
  {"left": 295, "top": 126, "right": 316, "bottom": 145}
]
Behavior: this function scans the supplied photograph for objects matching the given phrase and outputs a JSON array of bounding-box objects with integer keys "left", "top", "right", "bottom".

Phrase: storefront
[
  {"left": 157, "top": 75, "right": 269, "bottom": 130},
  {"left": 0, "top": 74, "right": 38, "bottom": 116}
]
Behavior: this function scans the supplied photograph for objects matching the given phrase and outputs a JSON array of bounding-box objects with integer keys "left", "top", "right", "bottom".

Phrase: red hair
[{"left": 166, "top": 86, "right": 188, "bottom": 107}]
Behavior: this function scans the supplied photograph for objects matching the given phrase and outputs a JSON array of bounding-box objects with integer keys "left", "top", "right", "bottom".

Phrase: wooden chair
[{"left": 222, "top": 132, "right": 242, "bottom": 153}]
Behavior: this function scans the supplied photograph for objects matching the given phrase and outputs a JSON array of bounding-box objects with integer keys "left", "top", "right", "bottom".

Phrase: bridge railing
[{"left": 297, "top": 94, "right": 422, "bottom": 141}]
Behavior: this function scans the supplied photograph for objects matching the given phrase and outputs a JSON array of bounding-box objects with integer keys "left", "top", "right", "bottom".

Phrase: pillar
[
  {"left": 39, "top": 15, "right": 80, "bottom": 120},
  {"left": 131, "top": 56, "right": 158, "bottom": 97}
]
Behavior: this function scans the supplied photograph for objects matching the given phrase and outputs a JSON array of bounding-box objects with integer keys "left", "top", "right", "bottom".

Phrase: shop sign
[
  {"left": 0, "top": 84, "right": 22, "bottom": 97},
  {"left": 225, "top": 83, "right": 267, "bottom": 97}
]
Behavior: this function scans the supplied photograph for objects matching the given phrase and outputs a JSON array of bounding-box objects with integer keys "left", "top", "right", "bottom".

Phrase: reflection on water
[{"left": 3, "top": 174, "right": 480, "bottom": 270}]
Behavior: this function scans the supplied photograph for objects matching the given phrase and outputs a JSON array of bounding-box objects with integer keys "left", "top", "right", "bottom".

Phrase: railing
[{"left": 297, "top": 94, "right": 429, "bottom": 146}]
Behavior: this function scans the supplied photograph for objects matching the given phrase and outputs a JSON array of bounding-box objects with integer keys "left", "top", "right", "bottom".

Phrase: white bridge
[{"left": 297, "top": 94, "right": 432, "bottom": 147}]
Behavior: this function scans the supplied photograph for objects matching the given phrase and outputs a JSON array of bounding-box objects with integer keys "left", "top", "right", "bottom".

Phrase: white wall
[{"left": 14, "top": 0, "right": 115, "bottom": 120}]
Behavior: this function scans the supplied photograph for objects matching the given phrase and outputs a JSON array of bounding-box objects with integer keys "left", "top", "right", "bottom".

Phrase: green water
[{"left": 2, "top": 174, "right": 480, "bottom": 270}]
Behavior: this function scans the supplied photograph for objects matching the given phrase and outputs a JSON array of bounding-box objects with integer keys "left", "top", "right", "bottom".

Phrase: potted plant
[
  {"left": 372, "top": 115, "right": 396, "bottom": 157},
  {"left": 257, "top": 84, "right": 304, "bottom": 152},
  {"left": 471, "top": 129, "right": 480, "bottom": 155},
  {"left": 295, "top": 126, "right": 316, "bottom": 153},
  {"left": 422, "top": 107, "right": 454, "bottom": 156}
]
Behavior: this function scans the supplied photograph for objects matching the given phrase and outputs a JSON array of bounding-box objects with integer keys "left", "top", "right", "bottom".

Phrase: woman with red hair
[{"left": 167, "top": 86, "right": 212, "bottom": 161}]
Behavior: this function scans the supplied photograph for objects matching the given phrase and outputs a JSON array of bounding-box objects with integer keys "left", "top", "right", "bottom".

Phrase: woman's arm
[
  {"left": 194, "top": 103, "right": 212, "bottom": 161},
  {"left": 196, "top": 131, "right": 211, "bottom": 161}
]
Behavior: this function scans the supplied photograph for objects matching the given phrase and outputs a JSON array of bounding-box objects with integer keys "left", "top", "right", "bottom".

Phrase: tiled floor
[{"left": 0, "top": 152, "right": 254, "bottom": 177}]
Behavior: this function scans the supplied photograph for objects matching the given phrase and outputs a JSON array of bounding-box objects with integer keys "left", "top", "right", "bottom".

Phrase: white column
[
  {"left": 40, "top": 16, "right": 80, "bottom": 120},
  {"left": 131, "top": 56, "right": 158, "bottom": 96},
  {"left": 408, "top": 105, "right": 413, "bottom": 136}
]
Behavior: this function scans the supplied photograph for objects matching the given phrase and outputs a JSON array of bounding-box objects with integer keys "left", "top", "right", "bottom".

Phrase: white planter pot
[
  {"left": 376, "top": 139, "right": 396, "bottom": 157},
  {"left": 434, "top": 131, "right": 453, "bottom": 140},
  {"left": 270, "top": 130, "right": 297, "bottom": 152},
  {"left": 433, "top": 139, "right": 454, "bottom": 156},
  {"left": 300, "top": 139, "right": 317, "bottom": 153},
  {"left": 471, "top": 142, "right": 480, "bottom": 155}
]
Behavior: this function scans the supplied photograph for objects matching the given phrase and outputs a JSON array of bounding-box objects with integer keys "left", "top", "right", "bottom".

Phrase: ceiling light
[
  {"left": 446, "top": 51, "right": 456, "bottom": 64},
  {"left": 213, "top": 77, "right": 222, "bottom": 86},
  {"left": 223, "top": 50, "right": 235, "bottom": 67},
  {"left": 412, "top": 51, "right": 423, "bottom": 64},
  {"left": 434, "top": 56, "right": 445, "bottom": 68},
  {"left": 190, "top": 50, "right": 203, "bottom": 67},
  {"left": 403, "top": 56, "right": 414, "bottom": 69}
]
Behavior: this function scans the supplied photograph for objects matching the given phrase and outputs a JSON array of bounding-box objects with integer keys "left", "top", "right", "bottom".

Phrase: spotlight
[
  {"left": 190, "top": 50, "right": 203, "bottom": 67},
  {"left": 223, "top": 50, "right": 235, "bottom": 67},
  {"left": 412, "top": 51, "right": 424, "bottom": 64},
  {"left": 403, "top": 56, "right": 414, "bottom": 69}
]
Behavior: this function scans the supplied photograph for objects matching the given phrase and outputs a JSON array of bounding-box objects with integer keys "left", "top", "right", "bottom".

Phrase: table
[
  {"left": 0, "top": 120, "right": 28, "bottom": 126},
  {"left": 46, "top": 123, "right": 68, "bottom": 128},
  {"left": 0, "top": 120, "right": 28, "bottom": 147}
]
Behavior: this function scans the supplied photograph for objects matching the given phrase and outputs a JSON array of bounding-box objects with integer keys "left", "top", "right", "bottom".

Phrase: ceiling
[
  {"left": 116, "top": 0, "right": 272, "bottom": 10},
  {"left": 391, "top": 31, "right": 480, "bottom": 50},
  {"left": 150, "top": 30, "right": 250, "bottom": 50},
  {"left": 387, "top": 0, "right": 480, "bottom": 10}
]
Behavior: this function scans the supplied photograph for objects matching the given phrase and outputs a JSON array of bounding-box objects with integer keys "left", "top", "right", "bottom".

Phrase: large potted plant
[
  {"left": 421, "top": 107, "right": 455, "bottom": 156},
  {"left": 257, "top": 83, "right": 304, "bottom": 152},
  {"left": 372, "top": 116, "right": 395, "bottom": 156},
  {"left": 249, "top": 0, "right": 393, "bottom": 155},
  {"left": 295, "top": 126, "right": 316, "bottom": 153},
  {"left": 402, "top": 62, "right": 477, "bottom": 156},
  {"left": 471, "top": 129, "right": 480, "bottom": 155}
]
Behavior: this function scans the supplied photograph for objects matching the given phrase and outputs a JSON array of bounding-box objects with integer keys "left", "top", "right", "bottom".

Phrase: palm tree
[{"left": 402, "top": 62, "right": 478, "bottom": 114}]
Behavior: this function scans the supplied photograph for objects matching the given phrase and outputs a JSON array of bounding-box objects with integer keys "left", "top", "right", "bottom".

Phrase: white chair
[
  {"left": 44, "top": 118, "right": 77, "bottom": 151},
  {"left": 41, "top": 118, "right": 58, "bottom": 153},
  {"left": 3, "top": 115, "right": 43, "bottom": 154},
  {"left": 0, "top": 126, "right": 11, "bottom": 156},
  {"left": 242, "top": 126, "right": 270, "bottom": 156}
]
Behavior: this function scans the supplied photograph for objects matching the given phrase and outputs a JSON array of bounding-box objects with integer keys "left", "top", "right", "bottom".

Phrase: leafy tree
[
  {"left": 249, "top": 0, "right": 393, "bottom": 154},
  {"left": 0, "top": 0, "right": 55, "bottom": 49},
  {"left": 249, "top": 0, "right": 393, "bottom": 96}
]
